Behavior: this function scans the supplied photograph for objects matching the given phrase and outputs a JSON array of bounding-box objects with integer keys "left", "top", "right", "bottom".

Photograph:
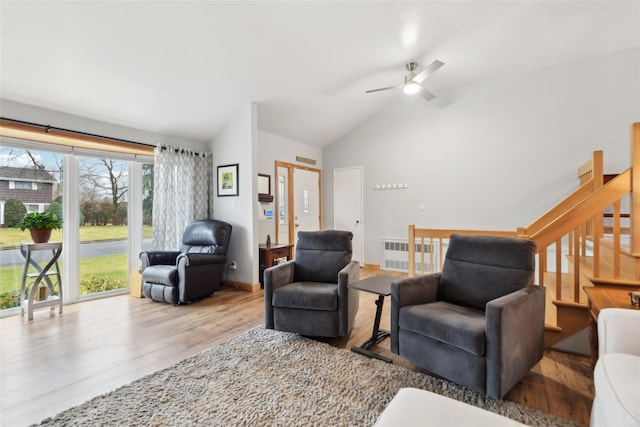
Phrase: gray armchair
[
  {"left": 140, "top": 219, "right": 232, "bottom": 305},
  {"left": 264, "top": 230, "right": 360, "bottom": 337},
  {"left": 391, "top": 234, "right": 545, "bottom": 399}
]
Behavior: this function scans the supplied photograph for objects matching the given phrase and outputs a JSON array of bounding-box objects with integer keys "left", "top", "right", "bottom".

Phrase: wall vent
[{"left": 380, "top": 238, "right": 440, "bottom": 273}]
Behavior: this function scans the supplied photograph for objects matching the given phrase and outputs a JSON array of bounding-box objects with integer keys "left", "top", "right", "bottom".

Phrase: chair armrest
[
  {"left": 337, "top": 261, "right": 361, "bottom": 336},
  {"left": 391, "top": 274, "right": 441, "bottom": 309},
  {"left": 338, "top": 261, "right": 360, "bottom": 287},
  {"left": 390, "top": 274, "right": 441, "bottom": 353},
  {"left": 264, "top": 261, "right": 296, "bottom": 329},
  {"left": 598, "top": 308, "right": 640, "bottom": 356},
  {"left": 485, "top": 285, "right": 546, "bottom": 399},
  {"left": 177, "top": 253, "right": 227, "bottom": 267},
  {"left": 264, "top": 261, "right": 296, "bottom": 291},
  {"left": 140, "top": 251, "right": 181, "bottom": 269}
]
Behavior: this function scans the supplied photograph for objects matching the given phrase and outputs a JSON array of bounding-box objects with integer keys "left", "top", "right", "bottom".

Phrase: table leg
[{"left": 351, "top": 295, "right": 392, "bottom": 363}]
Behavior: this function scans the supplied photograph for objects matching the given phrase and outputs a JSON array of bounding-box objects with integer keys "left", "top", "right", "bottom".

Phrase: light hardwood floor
[{"left": 0, "top": 268, "right": 593, "bottom": 427}]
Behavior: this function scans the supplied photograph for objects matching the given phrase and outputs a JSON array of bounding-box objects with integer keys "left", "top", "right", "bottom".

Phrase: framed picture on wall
[{"left": 217, "top": 163, "right": 239, "bottom": 197}]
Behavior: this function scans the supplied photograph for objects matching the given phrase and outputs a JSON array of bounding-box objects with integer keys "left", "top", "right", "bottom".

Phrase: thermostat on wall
[{"left": 264, "top": 209, "right": 274, "bottom": 219}]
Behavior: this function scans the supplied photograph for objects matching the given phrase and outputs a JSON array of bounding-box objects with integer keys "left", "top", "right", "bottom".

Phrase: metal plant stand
[{"left": 20, "top": 242, "right": 63, "bottom": 321}]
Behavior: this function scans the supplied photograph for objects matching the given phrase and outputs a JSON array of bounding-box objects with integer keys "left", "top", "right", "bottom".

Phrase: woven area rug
[{"left": 38, "top": 326, "right": 581, "bottom": 426}]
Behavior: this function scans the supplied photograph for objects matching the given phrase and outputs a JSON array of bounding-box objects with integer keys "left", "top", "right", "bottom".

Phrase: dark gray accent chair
[
  {"left": 264, "top": 230, "right": 360, "bottom": 337},
  {"left": 391, "top": 233, "right": 546, "bottom": 399},
  {"left": 140, "top": 219, "right": 232, "bottom": 305}
]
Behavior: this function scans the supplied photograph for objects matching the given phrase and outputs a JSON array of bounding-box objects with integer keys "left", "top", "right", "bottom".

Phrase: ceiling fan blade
[
  {"left": 412, "top": 60, "right": 444, "bottom": 84},
  {"left": 419, "top": 87, "right": 436, "bottom": 101},
  {"left": 365, "top": 84, "right": 403, "bottom": 94}
]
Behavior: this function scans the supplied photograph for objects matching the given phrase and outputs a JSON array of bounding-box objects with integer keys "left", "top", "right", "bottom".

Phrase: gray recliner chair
[
  {"left": 391, "top": 233, "right": 545, "bottom": 399},
  {"left": 264, "top": 230, "right": 360, "bottom": 337},
  {"left": 140, "top": 219, "right": 232, "bottom": 305}
]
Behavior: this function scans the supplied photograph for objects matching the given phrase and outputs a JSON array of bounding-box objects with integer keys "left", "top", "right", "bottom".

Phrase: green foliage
[
  {"left": 4, "top": 199, "right": 26, "bottom": 227},
  {"left": 45, "top": 196, "right": 85, "bottom": 226},
  {"left": 142, "top": 164, "right": 154, "bottom": 225},
  {"left": 48, "top": 196, "right": 63, "bottom": 219},
  {"left": 18, "top": 211, "right": 63, "bottom": 231},
  {"left": 0, "top": 291, "right": 19, "bottom": 309},
  {"left": 80, "top": 274, "right": 125, "bottom": 294}
]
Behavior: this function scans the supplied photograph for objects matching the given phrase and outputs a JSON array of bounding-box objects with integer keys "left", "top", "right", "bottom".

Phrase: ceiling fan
[{"left": 365, "top": 60, "right": 444, "bottom": 101}]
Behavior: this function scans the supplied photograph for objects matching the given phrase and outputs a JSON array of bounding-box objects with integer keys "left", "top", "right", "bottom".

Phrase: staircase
[{"left": 408, "top": 122, "right": 640, "bottom": 349}]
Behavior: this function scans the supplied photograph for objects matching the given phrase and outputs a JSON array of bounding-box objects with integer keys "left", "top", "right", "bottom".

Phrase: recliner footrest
[
  {"left": 142, "top": 265, "right": 178, "bottom": 287},
  {"left": 142, "top": 282, "right": 178, "bottom": 305}
]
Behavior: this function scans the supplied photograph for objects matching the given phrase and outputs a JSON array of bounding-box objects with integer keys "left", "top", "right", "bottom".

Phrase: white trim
[
  {"left": 1, "top": 136, "right": 73, "bottom": 155},
  {"left": 128, "top": 161, "right": 143, "bottom": 273},
  {"left": 63, "top": 154, "right": 80, "bottom": 302}
]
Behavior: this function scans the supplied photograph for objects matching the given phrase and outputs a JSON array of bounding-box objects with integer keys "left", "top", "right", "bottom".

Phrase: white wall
[
  {"left": 210, "top": 103, "right": 259, "bottom": 285},
  {"left": 0, "top": 99, "right": 205, "bottom": 150},
  {"left": 322, "top": 48, "right": 640, "bottom": 266},
  {"left": 256, "top": 130, "right": 322, "bottom": 243}
]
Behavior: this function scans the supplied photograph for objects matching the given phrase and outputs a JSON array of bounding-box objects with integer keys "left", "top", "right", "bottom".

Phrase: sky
[{"left": 0, "top": 145, "right": 129, "bottom": 201}]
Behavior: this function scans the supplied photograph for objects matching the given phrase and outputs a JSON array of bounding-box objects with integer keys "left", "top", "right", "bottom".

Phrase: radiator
[{"left": 380, "top": 238, "right": 441, "bottom": 273}]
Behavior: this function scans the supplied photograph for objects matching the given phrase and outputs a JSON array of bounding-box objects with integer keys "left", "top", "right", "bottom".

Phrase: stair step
[
  {"left": 544, "top": 323, "right": 562, "bottom": 333},
  {"left": 553, "top": 300, "right": 587, "bottom": 309},
  {"left": 589, "top": 277, "right": 640, "bottom": 287}
]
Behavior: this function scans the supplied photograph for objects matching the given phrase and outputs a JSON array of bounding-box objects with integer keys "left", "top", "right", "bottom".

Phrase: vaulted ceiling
[{"left": 1, "top": 1, "right": 638, "bottom": 147}]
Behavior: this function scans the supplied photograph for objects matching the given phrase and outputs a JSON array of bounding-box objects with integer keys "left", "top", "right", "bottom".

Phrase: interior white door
[
  {"left": 293, "top": 168, "right": 321, "bottom": 245},
  {"left": 333, "top": 167, "right": 363, "bottom": 264}
]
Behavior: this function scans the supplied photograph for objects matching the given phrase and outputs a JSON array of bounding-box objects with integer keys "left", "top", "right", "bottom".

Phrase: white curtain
[{"left": 152, "top": 145, "right": 214, "bottom": 249}]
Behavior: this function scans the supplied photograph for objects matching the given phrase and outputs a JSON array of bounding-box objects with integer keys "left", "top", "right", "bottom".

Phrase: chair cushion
[
  {"left": 180, "top": 219, "right": 232, "bottom": 255},
  {"left": 399, "top": 301, "right": 486, "bottom": 355},
  {"left": 440, "top": 234, "right": 536, "bottom": 311},
  {"left": 375, "top": 388, "right": 527, "bottom": 427},
  {"left": 294, "top": 230, "right": 352, "bottom": 283},
  {"left": 272, "top": 282, "right": 338, "bottom": 311},
  {"left": 142, "top": 265, "right": 178, "bottom": 287},
  {"left": 592, "top": 353, "right": 640, "bottom": 427}
]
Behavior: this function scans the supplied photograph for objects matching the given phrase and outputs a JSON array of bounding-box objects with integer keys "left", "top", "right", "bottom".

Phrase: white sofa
[
  {"left": 590, "top": 308, "right": 640, "bottom": 427},
  {"left": 374, "top": 388, "right": 527, "bottom": 426}
]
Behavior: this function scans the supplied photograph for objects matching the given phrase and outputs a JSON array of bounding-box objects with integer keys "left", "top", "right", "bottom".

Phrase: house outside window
[{"left": 0, "top": 166, "right": 56, "bottom": 225}]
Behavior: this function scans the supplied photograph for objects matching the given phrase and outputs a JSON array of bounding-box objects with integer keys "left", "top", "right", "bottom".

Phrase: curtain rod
[
  {"left": 0, "top": 116, "right": 154, "bottom": 148},
  {"left": 158, "top": 145, "right": 207, "bottom": 157}
]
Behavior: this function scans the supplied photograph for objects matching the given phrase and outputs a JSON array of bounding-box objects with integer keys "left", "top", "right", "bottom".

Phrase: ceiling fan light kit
[
  {"left": 403, "top": 81, "right": 421, "bottom": 95},
  {"left": 366, "top": 60, "right": 444, "bottom": 100}
]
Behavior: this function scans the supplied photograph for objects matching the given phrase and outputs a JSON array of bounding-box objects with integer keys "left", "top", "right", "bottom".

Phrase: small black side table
[{"left": 348, "top": 275, "right": 398, "bottom": 363}]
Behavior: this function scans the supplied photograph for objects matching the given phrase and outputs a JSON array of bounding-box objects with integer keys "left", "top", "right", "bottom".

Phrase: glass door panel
[
  {"left": 0, "top": 146, "right": 63, "bottom": 311},
  {"left": 142, "top": 163, "right": 154, "bottom": 251},
  {"left": 78, "top": 156, "right": 129, "bottom": 296}
]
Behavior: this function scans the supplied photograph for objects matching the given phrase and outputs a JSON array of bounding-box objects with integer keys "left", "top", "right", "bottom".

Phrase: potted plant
[{"left": 18, "top": 211, "right": 63, "bottom": 243}]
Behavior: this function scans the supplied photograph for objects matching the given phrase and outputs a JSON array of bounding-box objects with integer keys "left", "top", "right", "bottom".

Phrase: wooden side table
[
  {"left": 583, "top": 286, "right": 638, "bottom": 367},
  {"left": 259, "top": 243, "right": 293, "bottom": 287}
]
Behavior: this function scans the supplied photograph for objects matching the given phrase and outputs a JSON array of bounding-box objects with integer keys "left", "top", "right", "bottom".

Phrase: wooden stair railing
[{"left": 406, "top": 123, "right": 640, "bottom": 343}]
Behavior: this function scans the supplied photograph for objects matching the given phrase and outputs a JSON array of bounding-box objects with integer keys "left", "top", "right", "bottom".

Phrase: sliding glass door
[{"left": 0, "top": 141, "right": 151, "bottom": 315}]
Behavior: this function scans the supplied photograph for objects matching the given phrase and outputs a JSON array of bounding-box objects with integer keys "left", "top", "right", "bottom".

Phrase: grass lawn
[
  {"left": 0, "top": 253, "right": 130, "bottom": 307},
  {"left": 0, "top": 225, "right": 153, "bottom": 249},
  {"left": 0, "top": 225, "right": 152, "bottom": 308}
]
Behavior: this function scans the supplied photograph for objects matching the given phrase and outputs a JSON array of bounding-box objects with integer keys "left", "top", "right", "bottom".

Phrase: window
[
  {"left": 11, "top": 181, "right": 36, "bottom": 190},
  {"left": 0, "top": 147, "right": 63, "bottom": 311},
  {"left": 0, "top": 141, "right": 152, "bottom": 314},
  {"left": 278, "top": 175, "right": 286, "bottom": 224}
]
